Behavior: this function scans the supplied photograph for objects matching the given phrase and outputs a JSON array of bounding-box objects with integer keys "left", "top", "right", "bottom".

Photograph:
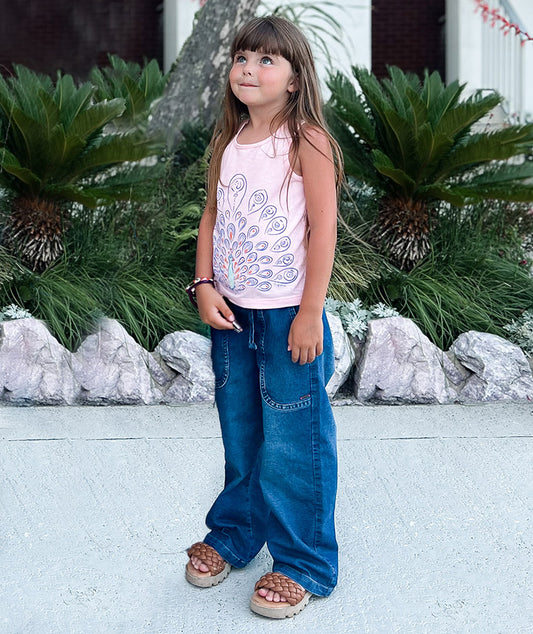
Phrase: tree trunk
[{"left": 150, "top": 0, "right": 261, "bottom": 150}]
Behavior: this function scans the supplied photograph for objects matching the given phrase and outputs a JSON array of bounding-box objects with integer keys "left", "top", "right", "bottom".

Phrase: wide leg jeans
[{"left": 203, "top": 303, "right": 338, "bottom": 597}]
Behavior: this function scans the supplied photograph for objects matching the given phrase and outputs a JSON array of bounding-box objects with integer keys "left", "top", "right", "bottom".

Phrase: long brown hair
[{"left": 206, "top": 15, "right": 343, "bottom": 213}]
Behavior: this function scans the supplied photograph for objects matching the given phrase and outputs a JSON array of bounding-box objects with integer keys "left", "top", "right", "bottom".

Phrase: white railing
[{"left": 479, "top": 0, "right": 527, "bottom": 121}]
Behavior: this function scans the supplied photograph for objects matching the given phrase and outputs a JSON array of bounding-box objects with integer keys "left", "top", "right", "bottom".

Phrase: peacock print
[{"left": 213, "top": 173, "right": 299, "bottom": 294}]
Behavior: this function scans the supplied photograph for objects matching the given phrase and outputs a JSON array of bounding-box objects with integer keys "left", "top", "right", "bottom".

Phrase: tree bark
[{"left": 150, "top": 0, "right": 261, "bottom": 150}]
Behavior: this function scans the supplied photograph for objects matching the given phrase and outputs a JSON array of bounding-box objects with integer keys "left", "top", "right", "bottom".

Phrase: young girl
[{"left": 184, "top": 15, "right": 343, "bottom": 619}]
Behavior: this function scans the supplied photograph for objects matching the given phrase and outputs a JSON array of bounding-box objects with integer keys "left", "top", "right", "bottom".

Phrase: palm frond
[
  {"left": 382, "top": 66, "right": 420, "bottom": 119},
  {"left": 68, "top": 98, "right": 126, "bottom": 138},
  {"left": 444, "top": 124, "right": 533, "bottom": 174},
  {"left": 0, "top": 148, "right": 41, "bottom": 189},
  {"left": 415, "top": 125, "right": 455, "bottom": 181},
  {"left": 324, "top": 105, "right": 379, "bottom": 184},
  {"left": 90, "top": 55, "right": 167, "bottom": 129},
  {"left": 326, "top": 73, "right": 376, "bottom": 145},
  {"left": 404, "top": 86, "right": 429, "bottom": 136},
  {"left": 439, "top": 92, "right": 502, "bottom": 137},
  {"left": 446, "top": 183, "right": 533, "bottom": 203},
  {"left": 372, "top": 150, "right": 415, "bottom": 193},
  {"left": 468, "top": 162, "right": 533, "bottom": 185},
  {"left": 422, "top": 73, "right": 463, "bottom": 124},
  {"left": 9, "top": 65, "right": 53, "bottom": 119},
  {"left": 54, "top": 74, "right": 94, "bottom": 127},
  {"left": 71, "top": 133, "right": 161, "bottom": 176}
]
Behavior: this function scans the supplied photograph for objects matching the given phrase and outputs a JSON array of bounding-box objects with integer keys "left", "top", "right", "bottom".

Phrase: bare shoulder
[{"left": 299, "top": 123, "right": 333, "bottom": 159}]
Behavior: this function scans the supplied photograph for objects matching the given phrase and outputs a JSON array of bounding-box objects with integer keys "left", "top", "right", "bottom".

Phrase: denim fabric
[{"left": 203, "top": 303, "right": 338, "bottom": 597}]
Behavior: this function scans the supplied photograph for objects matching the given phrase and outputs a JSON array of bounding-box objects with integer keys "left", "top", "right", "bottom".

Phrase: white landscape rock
[
  {"left": 0, "top": 318, "right": 78, "bottom": 404},
  {"left": 451, "top": 331, "right": 533, "bottom": 401},
  {"left": 72, "top": 318, "right": 163, "bottom": 405},
  {"left": 355, "top": 317, "right": 462, "bottom": 404},
  {"left": 326, "top": 312, "right": 355, "bottom": 397},
  {"left": 3, "top": 314, "right": 532, "bottom": 406},
  {"left": 155, "top": 330, "right": 215, "bottom": 403}
]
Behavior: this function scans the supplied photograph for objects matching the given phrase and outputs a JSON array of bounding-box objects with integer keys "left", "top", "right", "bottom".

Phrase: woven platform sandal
[
  {"left": 185, "top": 542, "right": 231, "bottom": 588},
  {"left": 250, "top": 572, "right": 312, "bottom": 619}
]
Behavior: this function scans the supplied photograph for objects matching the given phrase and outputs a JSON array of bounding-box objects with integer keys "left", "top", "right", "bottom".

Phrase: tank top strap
[{"left": 236, "top": 120, "right": 248, "bottom": 136}]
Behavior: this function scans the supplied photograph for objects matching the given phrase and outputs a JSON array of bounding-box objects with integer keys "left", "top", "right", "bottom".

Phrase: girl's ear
[{"left": 288, "top": 72, "right": 299, "bottom": 94}]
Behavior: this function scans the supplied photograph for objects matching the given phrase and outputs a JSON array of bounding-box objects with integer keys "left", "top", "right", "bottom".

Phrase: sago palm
[
  {"left": 0, "top": 65, "right": 163, "bottom": 271},
  {"left": 90, "top": 55, "right": 167, "bottom": 131},
  {"left": 326, "top": 66, "right": 533, "bottom": 270}
]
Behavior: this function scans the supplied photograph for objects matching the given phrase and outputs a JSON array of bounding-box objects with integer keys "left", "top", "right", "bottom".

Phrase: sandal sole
[
  {"left": 250, "top": 591, "right": 312, "bottom": 619},
  {"left": 185, "top": 561, "right": 231, "bottom": 588}
]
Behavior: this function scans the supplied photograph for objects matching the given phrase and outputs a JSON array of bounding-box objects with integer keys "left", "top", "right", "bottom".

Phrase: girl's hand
[
  {"left": 287, "top": 310, "right": 323, "bottom": 365},
  {"left": 196, "top": 284, "right": 236, "bottom": 330}
]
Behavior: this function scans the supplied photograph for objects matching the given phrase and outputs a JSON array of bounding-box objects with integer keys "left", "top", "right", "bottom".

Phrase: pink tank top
[{"left": 212, "top": 123, "right": 307, "bottom": 309}]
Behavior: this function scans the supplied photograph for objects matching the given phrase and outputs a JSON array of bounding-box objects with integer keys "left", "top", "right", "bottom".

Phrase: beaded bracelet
[{"left": 185, "top": 277, "right": 215, "bottom": 307}]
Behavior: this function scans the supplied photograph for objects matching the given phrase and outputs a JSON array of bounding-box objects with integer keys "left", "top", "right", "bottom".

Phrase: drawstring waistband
[{"left": 248, "top": 310, "right": 257, "bottom": 350}]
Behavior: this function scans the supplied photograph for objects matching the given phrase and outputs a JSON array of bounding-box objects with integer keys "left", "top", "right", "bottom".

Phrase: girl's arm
[
  {"left": 194, "top": 207, "right": 236, "bottom": 330},
  {"left": 288, "top": 126, "right": 337, "bottom": 364}
]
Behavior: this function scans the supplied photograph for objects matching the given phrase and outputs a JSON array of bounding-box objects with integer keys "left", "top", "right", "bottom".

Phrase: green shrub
[
  {"left": 0, "top": 119, "right": 211, "bottom": 350},
  {"left": 504, "top": 311, "right": 533, "bottom": 357},
  {"left": 325, "top": 297, "right": 399, "bottom": 339},
  {"left": 0, "top": 303, "right": 32, "bottom": 321},
  {"left": 3, "top": 261, "right": 202, "bottom": 351},
  {"left": 360, "top": 199, "right": 533, "bottom": 349},
  {"left": 326, "top": 66, "right": 533, "bottom": 270},
  {"left": 329, "top": 178, "right": 389, "bottom": 300},
  {"left": 0, "top": 64, "right": 164, "bottom": 271}
]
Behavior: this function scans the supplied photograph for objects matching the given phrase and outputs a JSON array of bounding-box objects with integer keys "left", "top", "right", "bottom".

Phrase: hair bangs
[{"left": 231, "top": 18, "right": 295, "bottom": 66}]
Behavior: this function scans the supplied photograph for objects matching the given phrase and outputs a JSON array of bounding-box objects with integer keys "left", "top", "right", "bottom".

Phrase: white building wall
[
  {"left": 446, "top": 0, "right": 533, "bottom": 120},
  {"left": 164, "top": 0, "right": 372, "bottom": 94},
  {"left": 165, "top": 0, "right": 532, "bottom": 118}
]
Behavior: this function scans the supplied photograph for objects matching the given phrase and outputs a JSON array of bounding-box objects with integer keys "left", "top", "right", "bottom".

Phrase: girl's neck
[{"left": 239, "top": 112, "right": 283, "bottom": 144}]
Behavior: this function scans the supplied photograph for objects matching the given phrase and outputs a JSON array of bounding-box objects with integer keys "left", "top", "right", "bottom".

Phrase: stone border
[{"left": 1, "top": 315, "right": 532, "bottom": 405}]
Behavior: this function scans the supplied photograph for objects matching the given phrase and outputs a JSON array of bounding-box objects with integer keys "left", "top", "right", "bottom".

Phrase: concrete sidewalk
[{"left": 1, "top": 403, "right": 532, "bottom": 634}]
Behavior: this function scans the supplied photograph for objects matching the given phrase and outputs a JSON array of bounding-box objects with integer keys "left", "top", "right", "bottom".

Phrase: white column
[
  {"left": 164, "top": 0, "right": 179, "bottom": 73},
  {"left": 524, "top": 44, "right": 532, "bottom": 118},
  {"left": 446, "top": 0, "right": 460, "bottom": 83},
  {"left": 164, "top": 0, "right": 203, "bottom": 73},
  {"left": 446, "top": 0, "right": 484, "bottom": 92}
]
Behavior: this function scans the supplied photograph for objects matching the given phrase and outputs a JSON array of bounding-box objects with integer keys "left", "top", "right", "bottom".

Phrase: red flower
[{"left": 474, "top": 0, "right": 533, "bottom": 43}]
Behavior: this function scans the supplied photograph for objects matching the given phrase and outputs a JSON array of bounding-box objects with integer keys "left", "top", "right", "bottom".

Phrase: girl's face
[{"left": 229, "top": 49, "right": 298, "bottom": 113}]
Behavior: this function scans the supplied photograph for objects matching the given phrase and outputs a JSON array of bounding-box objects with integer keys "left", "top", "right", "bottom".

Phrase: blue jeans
[{"left": 203, "top": 303, "right": 338, "bottom": 597}]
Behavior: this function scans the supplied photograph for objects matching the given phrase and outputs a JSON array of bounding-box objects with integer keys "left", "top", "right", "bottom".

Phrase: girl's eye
[
  {"left": 260, "top": 56, "right": 273, "bottom": 65},
  {"left": 235, "top": 55, "right": 246, "bottom": 63}
]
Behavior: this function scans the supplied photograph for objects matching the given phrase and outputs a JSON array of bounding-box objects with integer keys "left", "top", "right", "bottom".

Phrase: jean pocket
[
  {"left": 260, "top": 359, "right": 312, "bottom": 410},
  {"left": 260, "top": 306, "right": 313, "bottom": 410},
  {"left": 210, "top": 329, "right": 230, "bottom": 389}
]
